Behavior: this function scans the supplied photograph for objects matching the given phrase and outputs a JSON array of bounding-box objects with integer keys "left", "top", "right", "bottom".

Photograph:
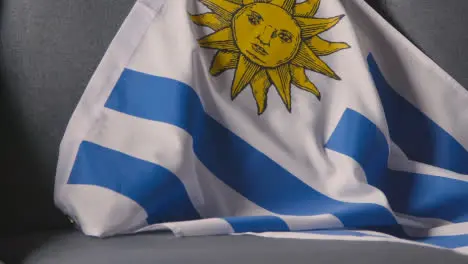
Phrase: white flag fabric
[{"left": 55, "top": 0, "right": 468, "bottom": 254}]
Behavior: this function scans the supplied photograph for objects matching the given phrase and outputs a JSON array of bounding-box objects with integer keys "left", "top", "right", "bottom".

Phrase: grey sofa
[{"left": 1, "top": 0, "right": 467, "bottom": 263}]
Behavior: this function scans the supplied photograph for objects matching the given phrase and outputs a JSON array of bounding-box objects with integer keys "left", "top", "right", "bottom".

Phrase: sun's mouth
[{"left": 251, "top": 43, "right": 268, "bottom": 56}]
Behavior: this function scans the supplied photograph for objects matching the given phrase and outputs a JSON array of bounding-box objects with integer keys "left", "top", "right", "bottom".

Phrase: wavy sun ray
[
  {"left": 210, "top": 51, "right": 240, "bottom": 76},
  {"left": 190, "top": 13, "right": 230, "bottom": 31},
  {"left": 199, "top": 0, "right": 242, "bottom": 21},
  {"left": 304, "top": 36, "right": 350, "bottom": 56},
  {"left": 232, "top": 55, "right": 261, "bottom": 99},
  {"left": 198, "top": 27, "right": 239, "bottom": 51},
  {"left": 295, "top": 0, "right": 321, "bottom": 17},
  {"left": 291, "top": 64, "right": 321, "bottom": 99},
  {"left": 295, "top": 15, "right": 344, "bottom": 39},
  {"left": 268, "top": 64, "right": 293, "bottom": 112},
  {"left": 250, "top": 70, "right": 271, "bottom": 115},
  {"left": 192, "top": 0, "right": 349, "bottom": 114},
  {"left": 292, "top": 43, "right": 340, "bottom": 80}
]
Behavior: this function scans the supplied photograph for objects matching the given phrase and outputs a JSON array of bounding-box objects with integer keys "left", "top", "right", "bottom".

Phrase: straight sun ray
[
  {"left": 268, "top": 64, "right": 292, "bottom": 112},
  {"left": 290, "top": 65, "right": 321, "bottom": 100},
  {"left": 295, "top": 15, "right": 344, "bottom": 39},
  {"left": 292, "top": 43, "right": 340, "bottom": 80},
  {"left": 250, "top": 70, "right": 271, "bottom": 115},
  {"left": 210, "top": 51, "right": 240, "bottom": 76},
  {"left": 305, "top": 36, "right": 350, "bottom": 56},
  {"left": 294, "top": 0, "right": 321, "bottom": 17},
  {"left": 199, "top": 0, "right": 242, "bottom": 21},
  {"left": 232, "top": 55, "right": 261, "bottom": 99},
  {"left": 190, "top": 13, "right": 230, "bottom": 31},
  {"left": 198, "top": 27, "right": 239, "bottom": 52}
]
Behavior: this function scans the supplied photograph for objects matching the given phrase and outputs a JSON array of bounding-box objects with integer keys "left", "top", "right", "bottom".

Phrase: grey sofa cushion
[{"left": 1, "top": 231, "right": 467, "bottom": 264}]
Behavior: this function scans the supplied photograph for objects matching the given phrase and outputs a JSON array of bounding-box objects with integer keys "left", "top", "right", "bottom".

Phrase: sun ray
[
  {"left": 250, "top": 70, "right": 271, "bottom": 115},
  {"left": 267, "top": 64, "right": 292, "bottom": 111},
  {"left": 294, "top": 0, "right": 321, "bottom": 17},
  {"left": 290, "top": 65, "right": 321, "bottom": 100},
  {"left": 292, "top": 43, "right": 340, "bottom": 80},
  {"left": 198, "top": 27, "right": 239, "bottom": 52},
  {"left": 304, "top": 36, "right": 350, "bottom": 56},
  {"left": 190, "top": 13, "right": 230, "bottom": 31},
  {"left": 270, "top": 0, "right": 295, "bottom": 13},
  {"left": 210, "top": 51, "right": 240, "bottom": 76},
  {"left": 199, "top": 0, "right": 242, "bottom": 21},
  {"left": 232, "top": 55, "right": 261, "bottom": 99},
  {"left": 295, "top": 15, "right": 344, "bottom": 39}
]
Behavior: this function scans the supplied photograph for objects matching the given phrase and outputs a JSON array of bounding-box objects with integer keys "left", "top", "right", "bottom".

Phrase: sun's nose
[{"left": 258, "top": 25, "right": 274, "bottom": 46}]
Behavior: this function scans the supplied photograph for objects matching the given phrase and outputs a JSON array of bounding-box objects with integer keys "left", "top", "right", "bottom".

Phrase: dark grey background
[{"left": 0, "top": 0, "right": 467, "bottom": 263}]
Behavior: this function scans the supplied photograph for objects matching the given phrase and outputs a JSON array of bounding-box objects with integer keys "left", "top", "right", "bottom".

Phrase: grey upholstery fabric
[{"left": 1, "top": 231, "right": 467, "bottom": 264}]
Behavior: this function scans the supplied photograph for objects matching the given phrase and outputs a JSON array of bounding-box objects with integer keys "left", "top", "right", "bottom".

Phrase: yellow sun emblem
[{"left": 191, "top": 0, "right": 349, "bottom": 114}]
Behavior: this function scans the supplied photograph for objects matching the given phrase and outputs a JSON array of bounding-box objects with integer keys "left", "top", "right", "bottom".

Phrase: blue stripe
[
  {"left": 225, "top": 216, "right": 289, "bottom": 233},
  {"left": 379, "top": 170, "right": 468, "bottom": 223},
  {"left": 325, "top": 108, "right": 389, "bottom": 188},
  {"left": 105, "top": 69, "right": 398, "bottom": 229},
  {"left": 368, "top": 53, "right": 468, "bottom": 175},
  {"left": 324, "top": 105, "right": 468, "bottom": 223},
  {"left": 68, "top": 141, "right": 201, "bottom": 224}
]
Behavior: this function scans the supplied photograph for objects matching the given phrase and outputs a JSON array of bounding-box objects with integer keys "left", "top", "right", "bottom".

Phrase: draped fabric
[{"left": 55, "top": 0, "right": 468, "bottom": 255}]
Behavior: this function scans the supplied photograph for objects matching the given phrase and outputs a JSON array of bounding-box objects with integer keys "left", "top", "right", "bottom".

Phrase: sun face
[
  {"left": 191, "top": 0, "right": 350, "bottom": 115},
  {"left": 233, "top": 3, "right": 301, "bottom": 67}
]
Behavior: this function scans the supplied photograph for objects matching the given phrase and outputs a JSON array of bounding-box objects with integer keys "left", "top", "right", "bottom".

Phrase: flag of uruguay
[{"left": 54, "top": 0, "right": 468, "bottom": 254}]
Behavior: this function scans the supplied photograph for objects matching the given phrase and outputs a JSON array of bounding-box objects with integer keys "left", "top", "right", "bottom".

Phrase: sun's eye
[
  {"left": 247, "top": 11, "right": 263, "bottom": 25},
  {"left": 278, "top": 30, "right": 293, "bottom": 43}
]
